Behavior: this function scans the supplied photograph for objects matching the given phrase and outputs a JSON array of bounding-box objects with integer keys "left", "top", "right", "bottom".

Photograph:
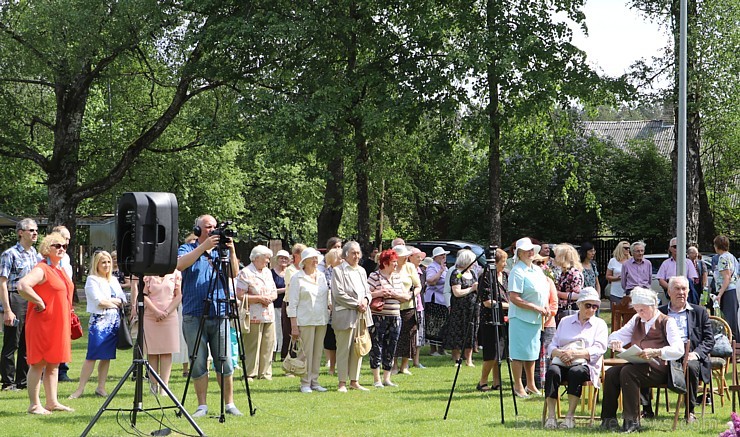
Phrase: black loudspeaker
[{"left": 116, "top": 192, "right": 179, "bottom": 276}]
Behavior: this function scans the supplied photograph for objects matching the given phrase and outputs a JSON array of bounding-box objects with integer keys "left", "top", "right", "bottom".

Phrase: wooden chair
[
  {"left": 541, "top": 358, "right": 602, "bottom": 427},
  {"left": 701, "top": 315, "right": 732, "bottom": 412},
  {"left": 610, "top": 297, "right": 635, "bottom": 356},
  {"left": 727, "top": 340, "right": 740, "bottom": 412},
  {"left": 658, "top": 340, "right": 692, "bottom": 430}
]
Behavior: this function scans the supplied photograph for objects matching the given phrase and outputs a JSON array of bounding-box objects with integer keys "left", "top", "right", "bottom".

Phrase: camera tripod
[
  {"left": 82, "top": 276, "right": 204, "bottom": 436},
  {"left": 179, "top": 245, "right": 255, "bottom": 422},
  {"left": 443, "top": 247, "right": 517, "bottom": 424}
]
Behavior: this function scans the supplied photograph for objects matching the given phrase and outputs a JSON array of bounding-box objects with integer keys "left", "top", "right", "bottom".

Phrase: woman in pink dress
[{"left": 141, "top": 270, "right": 182, "bottom": 394}]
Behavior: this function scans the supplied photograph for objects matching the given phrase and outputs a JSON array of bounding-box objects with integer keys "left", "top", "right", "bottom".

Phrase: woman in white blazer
[{"left": 288, "top": 248, "right": 330, "bottom": 393}]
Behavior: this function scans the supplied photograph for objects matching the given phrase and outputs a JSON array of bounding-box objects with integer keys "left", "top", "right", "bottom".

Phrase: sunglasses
[
  {"left": 622, "top": 247, "right": 630, "bottom": 250},
  {"left": 582, "top": 303, "right": 599, "bottom": 310},
  {"left": 50, "top": 243, "right": 68, "bottom": 250},
  {"left": 670, "top": 245, "right": 677, "bottom": 249},
  {"left": 533, "top": 260, "right": 543, "bottom": 266}
]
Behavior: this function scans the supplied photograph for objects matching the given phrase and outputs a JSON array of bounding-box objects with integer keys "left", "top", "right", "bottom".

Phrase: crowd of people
[{"left": 2, "top": 214, "right": 739, "bottom": 432}]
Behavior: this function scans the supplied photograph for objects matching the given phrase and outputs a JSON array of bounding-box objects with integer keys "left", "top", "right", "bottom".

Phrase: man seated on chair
[
  {"left": 600, "top": 287, "right": 685, "bottom": 433},
  {"left": 638, "top": 276, "right": 714, "bottom": 423},
  {"left": 543, "top": 287, "right": 608, "bottom": 429}
]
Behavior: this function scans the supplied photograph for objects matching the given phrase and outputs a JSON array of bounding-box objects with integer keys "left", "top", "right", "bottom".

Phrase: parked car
[{"left": 406, "top": 240, "right": 487, "bottom": 268}]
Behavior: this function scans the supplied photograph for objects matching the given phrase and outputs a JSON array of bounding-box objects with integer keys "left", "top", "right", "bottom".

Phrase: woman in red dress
[{"left": 17, "top": 232, "right": 74, "bottom": 415}]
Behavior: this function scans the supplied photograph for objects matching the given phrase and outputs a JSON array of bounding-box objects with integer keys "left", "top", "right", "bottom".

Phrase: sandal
[{"left": 476, "top": 383, "right": 491, "bottom": 392}]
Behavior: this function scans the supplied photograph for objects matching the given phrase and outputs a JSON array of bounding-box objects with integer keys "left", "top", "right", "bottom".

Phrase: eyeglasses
[
  {"left": 50, "top": 243, "right": 68, "bottom": 250},
  {"left": 25, "top": 229, "right": 38, "bottom": 233},
  {"left": 582, "top": 303, "right": 599, "bottom": 310}
]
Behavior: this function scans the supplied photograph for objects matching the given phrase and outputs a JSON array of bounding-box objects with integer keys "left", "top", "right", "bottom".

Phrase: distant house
[
  {"left": 582, "top": 119, "right": 739, "bottom": 210},
  {"left": 581, "top": 119, "right": 674, "bottom": 157}
]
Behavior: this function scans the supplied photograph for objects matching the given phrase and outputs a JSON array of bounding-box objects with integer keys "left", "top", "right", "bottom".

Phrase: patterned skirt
[
  {"left": 87, "top": 310, "right": 120, "bottom": 360},
  {"left": 424, "top": 302, "right": 448, "bottom": 343}
]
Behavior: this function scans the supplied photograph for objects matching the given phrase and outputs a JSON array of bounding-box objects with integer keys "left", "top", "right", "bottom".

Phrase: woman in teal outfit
[{"left": 508, "top": 237, "right": 550, "bottom": 398}]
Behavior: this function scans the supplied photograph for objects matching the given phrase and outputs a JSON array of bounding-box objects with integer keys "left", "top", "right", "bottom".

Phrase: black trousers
[
  {"left": 1, "top": 293, "right": 28, "bottom": 388},
  {"left": 545, "top": 364, "right": 591, "bottom": 399}
]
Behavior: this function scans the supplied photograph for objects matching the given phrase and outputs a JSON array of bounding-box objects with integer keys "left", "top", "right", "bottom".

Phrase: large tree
[
  {"left": 448, "top": 0, "right": 628, "bottom": 246},
  {"left": 629, "top": 0, "right": 740, "bottom": 245},
  {"left": 0, "top": 1, "right": 240, "bottom": 258}
]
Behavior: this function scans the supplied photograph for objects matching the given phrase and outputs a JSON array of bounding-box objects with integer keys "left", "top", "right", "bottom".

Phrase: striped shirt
[
  {"left": 367, "top": 270, "right": 403, "bottom": 316},
  {"left": 0, "top": 243, "right": 39, "bottom": 292}
]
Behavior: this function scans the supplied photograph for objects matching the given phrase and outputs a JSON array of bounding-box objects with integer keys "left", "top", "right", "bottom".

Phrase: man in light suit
[{"left": 642, "top": 275, "right": 714, "bottom": 422}]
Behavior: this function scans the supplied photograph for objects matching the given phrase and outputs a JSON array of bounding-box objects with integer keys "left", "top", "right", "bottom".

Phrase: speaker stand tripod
[{"left": 81, "top": 277, "right": 204, "bottom": 436}]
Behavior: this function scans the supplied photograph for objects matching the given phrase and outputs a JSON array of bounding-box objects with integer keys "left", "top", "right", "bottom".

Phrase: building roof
[
  {"left": 582, "top": 120, "right": 674, "bottom": 157},
  {"left": 583, "top": 119, "right": 739, "bottom": 209}
]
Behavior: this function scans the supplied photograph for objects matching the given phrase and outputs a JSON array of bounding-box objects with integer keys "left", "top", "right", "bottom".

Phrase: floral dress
[{"left": 443, "top": 269, "right": 479, "bottom": 351}]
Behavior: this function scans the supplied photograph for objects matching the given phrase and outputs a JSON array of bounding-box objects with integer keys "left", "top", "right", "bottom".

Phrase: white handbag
[
  {"left": 238, "top": 297, "right": 250, "bottom": 333},
  {"left": 551, "top": 339, "right": 588, "bottom": 367}
]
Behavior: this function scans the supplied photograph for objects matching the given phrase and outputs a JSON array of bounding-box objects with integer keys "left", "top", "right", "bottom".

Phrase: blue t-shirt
[{"left": 179, "top": 242, "right": 230, "bottom": 317}]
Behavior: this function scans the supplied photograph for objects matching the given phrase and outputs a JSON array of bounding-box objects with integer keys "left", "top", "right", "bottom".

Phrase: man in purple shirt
[
  {"left": 656, "top": 237, "right": 698, "bottom": 300},
  {"left": 620, "top": 241, "right": 652, "bottom": 295}
]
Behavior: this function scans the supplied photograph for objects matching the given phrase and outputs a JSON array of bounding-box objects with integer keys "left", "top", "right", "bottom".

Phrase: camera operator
[{"left": 177, "top": 215, "right": 242, "bottom": 418}]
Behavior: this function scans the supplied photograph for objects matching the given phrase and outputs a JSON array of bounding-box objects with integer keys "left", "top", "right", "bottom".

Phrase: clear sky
[{"left": 571, "top": 0, "right": 670, "bottom": 79}]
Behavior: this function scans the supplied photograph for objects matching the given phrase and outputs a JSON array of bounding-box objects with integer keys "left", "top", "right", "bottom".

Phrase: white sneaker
[
  {"left": 192, "top": 407, "right": 208, "bottom": 418},
  {"left": 311, "top": 385, "right": 328, "bottom": 392},
  {"left": 373, "top": 381, "right": 384, "bottom": 389},
  {"left": 337, "top": 386, "right": 348, "bottom": 393},
  {"left": 430, "top": 352, "right": 441, "bottom": 357},
  {"left": 300, "top": 386, "right": 313, "bottom": 393},
  {"left": 544, "top": 418, "right": 558, "bottom": 429},
  {"left": 225, "top": 405, "right": 243, "bottom": 416}
]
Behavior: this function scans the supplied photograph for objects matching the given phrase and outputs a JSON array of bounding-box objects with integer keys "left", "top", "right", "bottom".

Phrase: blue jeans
[
  {"left": 182, "top": 315, "right": 233, "bottom": 378},
  {"left": 369, "top": 315, "right": 401, "bottom": 371}
]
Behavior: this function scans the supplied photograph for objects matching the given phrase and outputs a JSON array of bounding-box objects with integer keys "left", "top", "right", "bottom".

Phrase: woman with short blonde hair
[{"left": 17, "top": 232, "right": 75, "bottom": 414}]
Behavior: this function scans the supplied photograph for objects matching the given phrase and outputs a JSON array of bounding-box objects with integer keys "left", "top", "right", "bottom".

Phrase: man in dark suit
[{"left": 654, "top": 275, "right": 714, "bottom": 422}]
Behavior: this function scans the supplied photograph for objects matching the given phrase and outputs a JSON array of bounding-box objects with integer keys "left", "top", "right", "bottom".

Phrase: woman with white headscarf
[
  {"left": 236, "top": 245, "right": 277, "bottom": 380},
  {"left": 599, "top": 287, "right": 684, "bottom": 433}
]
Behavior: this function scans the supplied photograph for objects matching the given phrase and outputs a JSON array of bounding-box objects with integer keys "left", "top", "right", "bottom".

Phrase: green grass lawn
[{"left": 0, "top": 305, "right": 733, "bottom": 436}]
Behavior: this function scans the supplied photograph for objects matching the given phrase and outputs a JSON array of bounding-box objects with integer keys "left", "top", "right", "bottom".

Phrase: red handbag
[
  {"left": 370, "top": 297, "right": 384, "bottom": 312},
  {"left": 70, "top": 312, "right": 83, "bottom": 340}
]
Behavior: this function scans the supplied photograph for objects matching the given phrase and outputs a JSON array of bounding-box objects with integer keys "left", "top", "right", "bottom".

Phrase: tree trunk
[
  {"left": 353, "top": 118, "right": 371, "bottom": 252},
  {"left": 374, "top": 179, "right": 385, "bottom": 250},
  {"left": 486, "top": 0, "right": 502, "bottom": 247},
  {"left": 316, "top": 155, "right": 344, "bottom": 248}
]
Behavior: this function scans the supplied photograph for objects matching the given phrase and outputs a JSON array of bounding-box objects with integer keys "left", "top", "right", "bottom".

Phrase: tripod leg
[
  {"left": 507, "top": 357, "right": 518, "bottom": 415},
  {"left": 81, "top": 362, "right": 137, "bottom": 437},
  {"left": 146, "top": 363, "right": 205, "bottom": 436},
  {"left": 231, "top": 317, "right": 256, "bottom": 415},
  {"left": 444, "top": 357, "right": 464, "bottom": 420},
  {"left": 179, "top": 304, "right": 211, "bottom": 416}
]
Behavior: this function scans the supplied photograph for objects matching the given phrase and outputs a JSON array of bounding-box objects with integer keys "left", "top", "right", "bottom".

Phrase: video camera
[
  {"left": 484, "top": 244, "right": 498, "bottom": 265},
  {"left": 209, "top": 220, "right": 236, "bottom": 254}
]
